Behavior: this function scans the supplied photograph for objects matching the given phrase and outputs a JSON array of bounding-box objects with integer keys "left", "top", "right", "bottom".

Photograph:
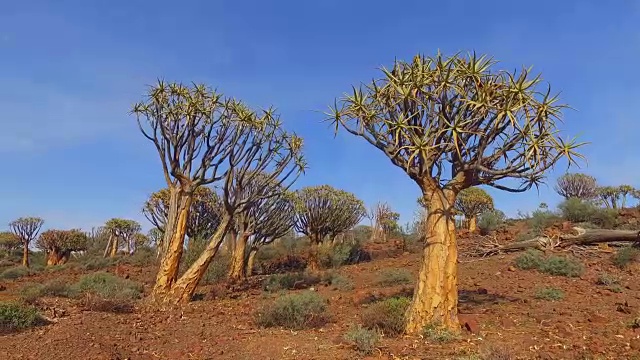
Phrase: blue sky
[{"left": 1, "top": 0, "right": 639, "bottom": 233}]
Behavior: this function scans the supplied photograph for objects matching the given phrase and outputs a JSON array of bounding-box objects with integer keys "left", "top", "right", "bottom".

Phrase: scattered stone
[
  {"left": 458, "top": 314, "right": 480, "bottom": 334},
  {"left": 587, "top": 313, "right": 608, "bottom": 324},
  {"left": 508, "top": 266, "right": 516, "bottom": 272},
  {"left": 477, "top": 288, "right": 488, "bottom": 295}
]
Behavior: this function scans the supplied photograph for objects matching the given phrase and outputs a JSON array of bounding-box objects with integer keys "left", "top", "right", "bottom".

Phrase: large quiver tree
[
  {"left": 37, "top": 229, "right": 88, "bottom": 266},
  {"left": 454, "top": 187, "right": 493, "bottom": 231},
  {"left": 135, "top": 80, "right": 305, "bottom": 303},
  {"left": 9, "top": 217, "right": 44, "bottom": 267},
  {"left": 293, "top": 185, "right": 366, "bottom": 270},
  {"left": 328, "top": 52, "right": 585, "bottom": 333},
  {"left": 554, "top": 173, "right": 597, "bottom": 200}
]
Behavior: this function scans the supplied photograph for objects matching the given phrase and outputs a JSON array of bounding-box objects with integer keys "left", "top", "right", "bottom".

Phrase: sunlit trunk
[
  {"left": 152, "top": 187, "right": 193, "bottom": 299},
  {"left": 109, "top": 235, "right": 119, "bottom": 257},
  {"left": 228, "top": 232, "right": 249, "bottom": 280},
  {"left": 468, "top": 216, "right": 477, "bottom": 232},
  {"left": 307, "top": 234, "right": 321, "bottom": 271},
  {"left": 126, "top": 236, "right": 132, "bottom": 255},
  {"left": 167, "top": 215, "right": 231, "bottom": 304},
  {"left": 22, "top": 242, "right": 29, "bottom": 267},
  {"left": 46, "top": 249, "right": 70, "bottom": 266},
  {"left": 405, "top": 188, "right": 460, "bottom": 334},
  {"left": 103, "top": 235, "right": 112, "bottom": 258},
  {"left": 245, "top": 248, "right": 258, "bottom": 276}
]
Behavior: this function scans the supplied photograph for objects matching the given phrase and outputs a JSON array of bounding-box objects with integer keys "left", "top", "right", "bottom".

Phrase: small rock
[
  {"left": 508, "top": 266, "right": 516, "bottom": 272},
  {"left": 0, "top": 285, "right": 6, "bottom": 291},
  {"left": 587, "top": 313, "right": 608, "bottom": 324},
  {"left": 458, "top": 314, "right": 480, "bottom": 334},
  {"left": 630, "top": 338, "right": 640, "bottom": 350},
  {"left": 477, "top": 288, "right": 488, "bottom": 295}
]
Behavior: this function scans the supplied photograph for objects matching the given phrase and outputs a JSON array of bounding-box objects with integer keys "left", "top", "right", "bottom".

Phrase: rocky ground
[{"left": 1, "top": 229, "right": 640, "bottom": 360}]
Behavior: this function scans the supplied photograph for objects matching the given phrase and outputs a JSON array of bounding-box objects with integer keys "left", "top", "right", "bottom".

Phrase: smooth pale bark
[
  {"left": 152, "top": 188, "right": 193, "bottom": 298},
  {"left": 245, "top": 248, "right": 258, "bottom": 276},
  {"left": 468, "top": 216, "right": 477, "bottom": 232},
  {"left": 103, "top": 235, "right": 113, "bottom": 258},
  {"left": 126, "top": 237, "right": 132, "bottom": 255},
  {"left": 405, "top": 188, "right": 460, "bottom": 334},
  {"left": 22, "top": 242, "right": 29, "bottom": 267},
  {"left": 167, "top": 215, "right": 231, "bottom": 304},
  {"left": 307, "top": 234, "right": 321, "bottom": 271},
  {"left": 46, "top": 249, "right": 70, "bottom": 266},
  {"left": 228, "top": 232, "right": 249, "bottom": 280},
  {"left": 110, "top": 236, "right": 119, "bottom": 257}
]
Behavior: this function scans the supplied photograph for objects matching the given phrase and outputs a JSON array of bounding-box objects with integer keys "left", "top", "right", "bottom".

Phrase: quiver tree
[
  {"left": 618, "top": 185, "right": 636, "bottom": 209},
  {"left": 454, "top": 187, "right": 494, "bottom": 231},
  {"left": 328, "top": 52, "right": 584, "bottom": 333},
  {"left": 597, "top": 186, "right": 621, "bottom": 209},
  {"left": 554, "top": 173, "right": 597, "bottom": 200},
  {"left": 9, "top": 217, "right": 44, "bottom": 267},
  {"left": 104, "top": 219, "right": 142, "bottom": 257},
  {"left": 369, "top": 202, "right": 400, "bottom": 242},
  {"left": 293, "top": 185, "right": 366, "bottom": 270},
  {"left": 37, "top": 229, "right": 88, "bottom": 266},
  {"left": 0, "top": 231, "right": 21, "bottom": 253},
  {"left": 135, "top": 80, "right": 305, "bottom": 303},
  {"left": 147, "top": 228, "right": 163, "bottom": 258},
  {"left": 226, "top": 174, "right": 294, "bottom": 280},
  {"left": 142, "top": 186, "right": 223, "bottom": 253}
]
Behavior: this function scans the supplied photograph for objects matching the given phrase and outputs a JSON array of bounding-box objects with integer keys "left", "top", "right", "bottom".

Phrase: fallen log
[{"left": 478, "top": 227, "right": 640, "bottom": 255}]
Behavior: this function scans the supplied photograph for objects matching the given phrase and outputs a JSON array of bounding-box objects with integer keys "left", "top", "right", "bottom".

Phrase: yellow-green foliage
[{"left": 455, "top": 187, "right": 494, "bottom": 219}]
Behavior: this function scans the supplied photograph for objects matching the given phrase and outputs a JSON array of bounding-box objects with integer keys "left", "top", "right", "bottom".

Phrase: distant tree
[
  {"left": 618, "top": 185, "right": 636, "bottom": 209},
  {"left": 147, "top": 228, "right": 163, "bottom": 258},
  {"left": 37, "top": 229, "right": 88, "bottom": 266},
  {"left": 554, "top": 173, "right": 598, "bottom": 200},
  {"left": 103, "top": 219, "right": 142, "bottom": 257},
  {"left": 134, "top": 81, "right": 305, "bottom": 303},
  {"left": 597, "top": 186, "right": 621, "bottom": 209},
  {"left": 0, "top": 231, "right": 21, "bottom": 252},
  {"left": 454, "top": 187, "right": 494, "bottom": 232},
  {"left": 328, "top": 52, "right": 584, "bottom": 333},
  {"left": 369, "top": 202, "right": 400, "bottom": 242},
  {"left": 293, "top": 185, "right": 366, "bottom": 270},
  {"left": 9, "top": 217, "right": 44, "bottom": 267}
]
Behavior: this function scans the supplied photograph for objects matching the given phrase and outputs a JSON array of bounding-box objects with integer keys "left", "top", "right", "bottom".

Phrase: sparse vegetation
[
  {"left": 595, "top": 272, "right": 619, "bottom": 286},
  {"left": 255, "top": 291, "right": 330, "bottom": 329},
  {"left": 0, "top": 302, "right": 45, "bottom": 333},
  {"left": 477, "top": 209, "right": 506, "bottom": 235},
  {"left": 0, "top": 266, "right": 34, "bottom": 280},
  {"left": 344, "top": 324, "right": 380, "bottom": 355},
  {"left": 374, "top": 268, "right": 413, "bottom": 287},
  {"left": 329, "top": 274, "right": 355, "bottom": 291},
  {"left": 514, "top": 249, "right": 544, "bottom": 270},
  {"left": 262, "top": 272, "right": 321, "bottom": 292},
  {"left": 514, "top": 250, "right": 583, "bottom": 277},
  {"left": 362, "top": 297, "right": 410, "bottom": 337},
  {"left": 19, "top": 280, "right": 71, "bottom": 303},
  {"left": 612, "top": 246, "right": 640, "bottom": 269},
  {"left": 534, "top": 287, "right": 565, "bottom": 301},
  {"left": 422, "top": 322, "right": 459, "bottom": 342}
]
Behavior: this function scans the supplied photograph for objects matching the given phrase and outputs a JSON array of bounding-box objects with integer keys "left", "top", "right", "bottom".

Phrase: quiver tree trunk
[
  {"left": 46, "top": 248, "right": 70, "bottom": 266},
  {"left": 228, "top": 233, "right": 249, "bottom": 280},
  {"left": 22, "top": 242, "right": 29, "bottom": 267},
  {"left": 167, "top": 215, "right": 231, "bottom": 304},
  {"left": 152, "top": 188, "right": 193, "bottom": 298},
  {"left": 468, "top": 216, "right": 477, "bottom": 232},
  {"left": 405, "top": 188, "right": 460, "bottom": 334},
  {"left": 110, "top": 236, "right": 119, "bottom": 257},
  {"left": 307, "top": 235, "right": 321, "bottom": 271},
  {"left": 245, "top": 248, "right": 258, "bottom": 276}
]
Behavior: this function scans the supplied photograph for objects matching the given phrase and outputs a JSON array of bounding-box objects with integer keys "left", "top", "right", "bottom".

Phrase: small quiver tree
[
  {"left": 328, "top": 52, "right": 585, "bottom": 333},
  {"left": 0, "top": 231, "right": 21, "bottom": 258},
  {"left": 104, "top": 219, "right": 142, "bottom": 257},
  {"left": 369, "top": 202, "right": 400, "bottom": 242},
  {"left": 454, "top": 187, "right": 493, "bottom": 232},
  {"left": 554, "top": 173, "right": 597, "bottom": 200},
  {"left": 9, "top": 217, "right": 44, "bottom": 267},
  {"left": 597, "top": 186, "right": 621, "bottom": 209},
  {"left": 293, "top": 185, "right": 366, "bottom": 271},
  {"left": 37, "top": 229, "right": 88, "bottom": 266}
]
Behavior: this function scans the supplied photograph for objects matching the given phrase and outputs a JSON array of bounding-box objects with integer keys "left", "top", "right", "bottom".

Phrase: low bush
[
  {"left": 343, "top": 324, "right": 380, "bottom": 355},
  {"left": 329, "top": 274, "right": 355, "bottom": 291},
  {"left": 0, "top": 266, "right": 33, "bottom": 280},
  {"left": 595, "top": 272, "right": 619, "bottom": 286},
  {"left": 539, "top": 256, "right": 583, "bottom": 277},
  {"left": 422, "top": 323, "right": 458, "bottom": 343},
  {"left": 19, "top": 280, "right": 71, "bottom": 304},
  {"left": 79, "top": 256, "right": 115, "bottom": 271},
  {"left": 477, "top": 210, "right": 506, "bottom": 235},
  {"left": 528, "top": 209, "right": 560, "bottom": 234},
  {"left": 514, "top": 249, "right": 544, "bottom": 270},
  {"left": 319, "top": 240, "right": 371, "bottom": 268},
  {"left": 117, "top": 248, "right": 157, "bottom": 267},
  {"left": 255, "top": 291, "right": 330, "bottom": 329},
  {"left": 612, "top": 246, "right": 640, "bottom": 269},
  {"left": 374, "top": 268, "right": 413, "bottom": 287},
  {"left": 262, "top": 272, "right": 321, "bottom": 292},
  {"left": 361, "top": 296, "right": 410, "bottom": 337},
  {"left": 0, "top": 302, "right": 45, "bottom": 333},
  {"left": 534, "top": 287, "right": 564, "bottom": 301},
  {"left": 590, "top": 208, "right": 618, "bottom": 229},
  {"left": 558, "top": 198, "right": 596, "bottom": 223},
  {"left": 70, "top": 272, "right": 142, "bottom": 312}
]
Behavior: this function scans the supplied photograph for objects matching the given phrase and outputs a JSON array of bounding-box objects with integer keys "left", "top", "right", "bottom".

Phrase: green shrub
[
  {"left": 610, "top": 285, "right": 623, "bottom": 293},
  {"left": 558, "top": 198, "right": 596, "bottom": 223},
  {"left": 330, "top": 274, "right": 355, "bottom": 291},
  {"left": 117, "top": 248, "right": 157, "bottom": 267},
  {"left": 613, "top": 246, "right": 640, "bottom": 269},
  {"left": 514, "top": 249, "right": 544, "bottom": 270},
  {"left": 595, "top": 272, "right": 619, "bottom": 286},
  {"left": 319, "top": 240, "right": 370, "bottom": 268},
  {"left": 255, "top": 291, "right": 330, "bottom": 329},
  {"left": 343, "top": 324, "right": 380, "bottom": 355},
  {"left": 374, "top": 268, "right": 413, "bottom": 287},
  {"left": 534, "top": 287, "right": 564, "bottom": 301},
  {"left": 79, "top": 256, "right": 115, "bottom": 270},
  {"left": 361, "top": 297, "right": 410, "bottom": 337},
  {"left": 0, "top": 302, "right": 45, "bottom": 333},
  {"left": 539, "top": 256, "right": 583, "bottom": 277},
  {"left": 528, "top": 209, "right": 560, "bottom": 233},
  {"left": 0, "top": 266, "right": 32, "bottom": 280},
  {"left": 422, "top": 323, "right": 459, "bottom": 343},
  {"left": 262, "top": 272, "right": 321, "bottom": 292},
  {"left": 590, "top": 208, "right": 617, "bottom": 229},
  {"left": 18, "top": 280, "right": 71, "bottom": 304},
  {"left": 71, "top": 272, "right": 142, "bottom": 300},
  {"left": 477, "top": 209, "right": 506, "bottom": 235}
]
